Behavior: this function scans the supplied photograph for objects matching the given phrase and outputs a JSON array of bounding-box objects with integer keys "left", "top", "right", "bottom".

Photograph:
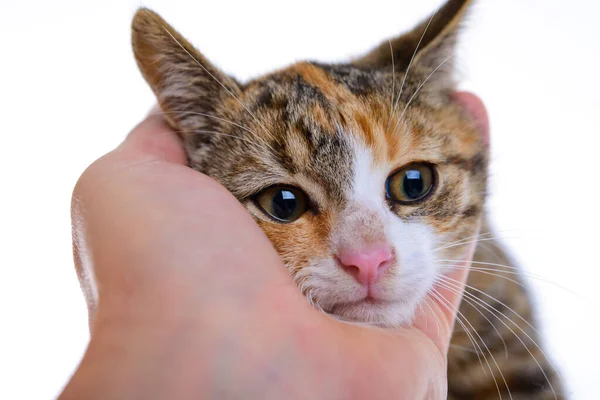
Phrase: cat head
[{"left": 132, "top": 0, "right": 488, "bottom": 326}]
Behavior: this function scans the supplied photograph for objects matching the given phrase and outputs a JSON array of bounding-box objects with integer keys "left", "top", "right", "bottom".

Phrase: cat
[{"left": 131, "top": 0, "right": 564, "bottom": 398}]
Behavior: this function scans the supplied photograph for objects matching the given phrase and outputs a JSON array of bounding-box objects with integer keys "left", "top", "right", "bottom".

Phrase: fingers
[
  {"left": 410, "top": 91, "right": 487, "bottom": 354},
  {"left": 413, "top": 241, "right": 476, "bottom": 354},
  {"left": 452, "top": 91, "right": 490, "bottom": 146},
  {"left": 71, "top": 109, "right": 304, "bottom": 327},
  {"left": 117, "top": 108, "right": 187, "bottom": 165}
]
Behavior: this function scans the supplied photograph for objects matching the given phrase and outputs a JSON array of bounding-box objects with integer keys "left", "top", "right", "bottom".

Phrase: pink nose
[{"left": 336, "top": 245, "right": 393, "bottom": 285}]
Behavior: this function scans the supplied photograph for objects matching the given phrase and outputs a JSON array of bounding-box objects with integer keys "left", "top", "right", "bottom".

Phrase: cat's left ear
[{"left": 354, "top": 0, "right": 474, "bottom": 96}]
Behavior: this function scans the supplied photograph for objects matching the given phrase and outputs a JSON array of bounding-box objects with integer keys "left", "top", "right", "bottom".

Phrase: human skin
[{"left": 60, "top": 110, "right": 476, "bottom": 400}]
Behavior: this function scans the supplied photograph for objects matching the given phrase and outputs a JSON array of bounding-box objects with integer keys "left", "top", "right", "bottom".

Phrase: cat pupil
[
  {"left": 403, "top": 170, "right": 424, "bottom": 199},
  {"left": 272, "top": 190, "right": 297, "bottom": 219}
]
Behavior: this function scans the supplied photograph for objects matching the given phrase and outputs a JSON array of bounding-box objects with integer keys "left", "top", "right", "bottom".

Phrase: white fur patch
[
  {"left": 350, "top": 142, "right": 388, "bottom": 210},
  {"left": 304, "top": 138, "right": 440, "bottom": 326}
]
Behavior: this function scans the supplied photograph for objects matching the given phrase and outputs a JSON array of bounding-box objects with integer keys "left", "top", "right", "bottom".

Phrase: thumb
[{"left": 72, "top": 111, "right": 304, "bottom": 324}]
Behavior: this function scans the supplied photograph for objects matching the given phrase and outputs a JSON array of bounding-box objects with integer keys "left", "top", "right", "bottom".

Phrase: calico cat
[{"left": 131, "top": 0, "right": 564, "bottom": 398}]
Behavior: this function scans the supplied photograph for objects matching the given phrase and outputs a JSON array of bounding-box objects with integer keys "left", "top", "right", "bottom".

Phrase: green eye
[
  {"left": 255, "top": 186, "right": 308, "bottom": 222},
  {"left": 386, "top": 163, "right": 436, "bottom": 203}
]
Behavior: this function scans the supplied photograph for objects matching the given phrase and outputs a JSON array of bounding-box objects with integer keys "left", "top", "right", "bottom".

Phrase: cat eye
[
  {"left": 254, "top": 186, "right": 309, "bottom": 222},
  {"left": 386, "top": 163, "right": 436, "bottom": 204}
]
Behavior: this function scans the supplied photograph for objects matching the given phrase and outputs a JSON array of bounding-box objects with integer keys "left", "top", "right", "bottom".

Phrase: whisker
[
  {"left": 191, "top": 130, "right": 272, "bottom": 153},
  {"left": 393, "top": 54, "right": 453, "bottom": 132},
  {"left": 387, "top": 40, "right": 396, "bottom": 128},
  {"left": 434, "top": 276, "right": 509, "bottom": 358},
  {"left": 428, "top": 288, "right": 487, "bottom": 375},
  {"left": 437, "top": 259, "right": 581, "bottom": 297},
  {"left": 439, "top": 265, "right": 529, "bottom": 291},
  {"left": 438, "top": 275, "right": 562, "bottom": 398},
  {"left": 158, "top": 21, "right": 277, "bottom": 151},
  {"left": 430, "top": 288, "right": 510, "bottom": 399},
  {"left": 471, "top": 238, "right": 508, "bottom": 264},
  {"left": 435, "top": 231, "right": 499, "bottom": 250},
  {"left": 449, "top": 343, "right": 485, "bottom": 355},
  {"left": 149, "top": 109, "right": 273, "bottom": 152},
  {"left": 439, "top": 273, "right": 542, "bottom": 337},
  {"left": 438, "top": 259, "right": 524, "bottom": 272},
  {"left": 434, "top": 236, "right": 515, "bottom": 252},
  {"left": 416, "top": 302, "right": 427, "bottom": 331},
  {"left": 388, "top": 12, "right": 436, "bottom": 132},
  {"left": 156, "top": 127, "right": 272, "bottom": 156},
  {"left": 421, "top": 296, "right": 443, "bottom": 339}
]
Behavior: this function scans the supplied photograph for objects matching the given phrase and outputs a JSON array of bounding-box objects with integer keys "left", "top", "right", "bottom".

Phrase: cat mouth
[
  {"left": 324, "top": 300, "right": 402, "bottom": 326},
  {"left": 324, "top": 297, "right": 398, "bottom": 316},
  {"left": 322, "top": 295, "right": 417, "bottom": 327},
  {"left": 345, "top": 296, "right": 393, "bottom": 306}
]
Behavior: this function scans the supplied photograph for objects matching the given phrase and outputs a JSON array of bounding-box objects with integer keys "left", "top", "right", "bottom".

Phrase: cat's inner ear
[
  {"left": 354, "top": 0, "right": 473, "bottom": 95},
  {"left": 131, "top": 8, "right": 240, "bottom": 134}
]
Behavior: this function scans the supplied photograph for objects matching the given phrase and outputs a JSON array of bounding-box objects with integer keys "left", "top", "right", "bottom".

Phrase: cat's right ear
[
  {"left": 353, "top": 0, "right": 473, "bottom": 97},
  {"left": 131, "top": 8, "right": 240, "bottom": 133}
]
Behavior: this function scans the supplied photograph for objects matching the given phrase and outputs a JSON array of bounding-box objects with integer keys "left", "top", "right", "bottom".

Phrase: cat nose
[{"left": 336, "top": 245, "right": 393, "bottom": 285}]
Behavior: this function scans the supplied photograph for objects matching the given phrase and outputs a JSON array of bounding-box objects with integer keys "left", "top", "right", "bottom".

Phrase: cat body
[{"left": 131, "top": 0, "right": 563, "bottom": 398}]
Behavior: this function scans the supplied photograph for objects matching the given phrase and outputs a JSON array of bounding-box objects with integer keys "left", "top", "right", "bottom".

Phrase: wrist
[
  {"left": 59, "top": 309, "right": 199, "bottom": 399},
  {"left": 62, "top": 283, "right": 333, "bottom": 400}
]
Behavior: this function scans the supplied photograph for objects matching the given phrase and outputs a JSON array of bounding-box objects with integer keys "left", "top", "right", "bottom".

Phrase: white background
[{"left": 1, "top": 0, "right": 599, "bottom": 398}]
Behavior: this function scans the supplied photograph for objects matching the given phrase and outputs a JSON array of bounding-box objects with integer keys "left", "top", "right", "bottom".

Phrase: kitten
[{"left": 131, "top": 0, "right": 564, "bottom": 398}]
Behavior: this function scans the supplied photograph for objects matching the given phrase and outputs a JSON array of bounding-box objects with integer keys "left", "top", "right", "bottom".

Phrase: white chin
[{"left": 328, "top": 300, "right": 417, "bottom": 328}]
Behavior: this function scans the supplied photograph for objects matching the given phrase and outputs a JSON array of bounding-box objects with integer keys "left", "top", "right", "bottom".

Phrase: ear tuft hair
[
  {"left": 131, "top": 8, "right": 240, "bottom": 140},
  {"left": 354, "top": 0, "right": 474, "bottom": 98}
]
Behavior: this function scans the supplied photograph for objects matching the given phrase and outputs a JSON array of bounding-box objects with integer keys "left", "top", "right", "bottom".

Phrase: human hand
[{"left": 60, "top": 110, "right": 475, "bottom": 400}]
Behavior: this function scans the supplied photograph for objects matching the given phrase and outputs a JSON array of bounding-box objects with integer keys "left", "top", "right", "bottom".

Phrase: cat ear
[
  {"left": 354, "top": 0, "right": 473, "bottom": 95},
  {"left": 131, "top": 8, "right": 240, "bottom": 135}
]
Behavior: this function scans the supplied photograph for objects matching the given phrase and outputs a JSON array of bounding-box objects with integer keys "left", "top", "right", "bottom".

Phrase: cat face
[{"left": 132, "top": 0, "right": 488, "bottom": 326}]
